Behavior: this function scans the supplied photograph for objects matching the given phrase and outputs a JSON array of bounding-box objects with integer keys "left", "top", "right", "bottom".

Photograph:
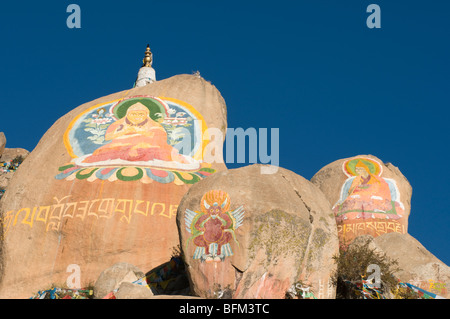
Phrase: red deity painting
[{"left": 185, "top": 190, "right": 244, "bottom": 263}]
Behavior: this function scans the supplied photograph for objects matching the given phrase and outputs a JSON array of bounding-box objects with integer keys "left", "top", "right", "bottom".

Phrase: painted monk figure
[
  {"left": 82, "top": 102, "right": 188, "bottom": 164},
  {"left": 333, "top": 160, "right": 404, "bottom": 222}
]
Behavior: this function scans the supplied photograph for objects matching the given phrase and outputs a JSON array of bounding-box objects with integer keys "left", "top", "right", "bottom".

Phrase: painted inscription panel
[{"left": 1, "top": 195, "right": 178, "bottom": 239}]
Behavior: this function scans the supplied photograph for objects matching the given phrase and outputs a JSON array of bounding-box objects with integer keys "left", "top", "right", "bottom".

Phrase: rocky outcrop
[
  {"left": 310, "top": 155, "right": 450, "bottom": 298},
  {"left": 350, "top": 233, "right": 450, "bottom": 298},
  {"left": 177, "top": 164, "right": 339, "bottom": 299},
  {"left": 311, "top": 155, "right": 412, "bottom": 244},
  {"left": 0, "top": 74, "right": 227, "bottom": 298},
  {"left": 1, "top": 86, "right": 446, "bottom": 300}
]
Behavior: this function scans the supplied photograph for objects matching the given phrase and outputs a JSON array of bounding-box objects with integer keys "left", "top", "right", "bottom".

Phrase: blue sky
[{"left": 1, "top": 1, "right": 449, "bottom": 265}]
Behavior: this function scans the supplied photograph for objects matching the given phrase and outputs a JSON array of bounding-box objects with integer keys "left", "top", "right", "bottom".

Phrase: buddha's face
[
  {"left": 127, "top": 110, "right": 148, "bottom": 124},
  {"left": 355, "top": 167, "right": 369, "bottom": 178}
]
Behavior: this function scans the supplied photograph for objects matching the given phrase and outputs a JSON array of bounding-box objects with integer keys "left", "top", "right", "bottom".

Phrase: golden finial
[{"left": 142, "top": 44, "right": 153, "bottom": 67}]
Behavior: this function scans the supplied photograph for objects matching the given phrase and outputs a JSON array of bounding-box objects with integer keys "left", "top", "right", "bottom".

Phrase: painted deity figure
[
  {"left": 82, "top": 102, "right": 188, "bottom": 164},
  {"left": 333, "top": 158, "right": 404, "bottom": 222},
  {"left": 185, "top": 190, "right": 244, "bottom": 263}
]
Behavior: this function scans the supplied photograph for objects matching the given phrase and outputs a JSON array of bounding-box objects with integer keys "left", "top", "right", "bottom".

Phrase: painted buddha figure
[
  {"left": 333, "top": 159, "right": 404, "bottom": 222},
  {"left": 82, "top": 102, "right": 189, "bottom": 164}
]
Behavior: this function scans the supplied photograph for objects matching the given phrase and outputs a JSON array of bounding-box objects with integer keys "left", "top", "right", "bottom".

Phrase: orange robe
[
  {"left": 333, "top": 174, "right": 403, "bottom": 222},
  {"left": 83, "top": 117, "right": 187, "bottom": 164}
]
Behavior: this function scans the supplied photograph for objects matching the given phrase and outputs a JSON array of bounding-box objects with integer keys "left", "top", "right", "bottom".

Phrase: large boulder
[
  {"left": 177, "top": 164, "right": 339, "bottom": 299},
  {"left": 311, "top": 155, "right": 412, "bottom": 244},
  {"left": 93, "top": 262, "right": 146, "bottom": 299},
  {"left": 0, "top": 74, "right": 227, "bottom": 298},
  {"left": 361, "top": 233, "right": 449, "bottom": 298}
]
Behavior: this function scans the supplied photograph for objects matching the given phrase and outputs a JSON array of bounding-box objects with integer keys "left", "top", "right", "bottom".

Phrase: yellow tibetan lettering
[
  {"left": 75, "top": 200, "right": 90, "bottom": 220},
  {"left": 97, "top": 198, "right": 115, "bottom": 219},
  {"left": 133, "top": 200, "right": 150, "bottom": 217},
  {"left": 36, "top": 205, "right": 51, "bottom": 225},
  {"left": 169, "top": 204, "right": 178, "bottom": 219},
  {"left": 114, "top": 199, "right": 134, "bottom": 223},
  {"left": 63, "top": 202, "right": 78, "bottom": 219},
  {"left": 151, "top": 202, "right": 166, "bottom": 217},
  {"left": 87, "top": 199, "right": 100, "bottom": 218}
]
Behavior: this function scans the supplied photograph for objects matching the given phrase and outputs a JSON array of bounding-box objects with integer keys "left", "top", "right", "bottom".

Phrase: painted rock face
[
  {"left": 0, "top": 75, "right": 227, "bottom": 298},
  {"left": 311, "top": 155, "right": 412, "bottom": 245},
  {"left": 177, "top": 165, "right": 339, "bottom": 299}
]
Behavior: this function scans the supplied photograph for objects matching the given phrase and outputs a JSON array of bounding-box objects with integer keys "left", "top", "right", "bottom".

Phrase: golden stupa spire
[
  {"left": 135, "top": 44, "right": 156, "bottom": 87},
  {"left": 142, "top": 44, "right": 153, "bottom": 67}
]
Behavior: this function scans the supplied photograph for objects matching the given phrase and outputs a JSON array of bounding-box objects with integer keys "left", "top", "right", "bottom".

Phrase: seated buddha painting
[
  {"left": 332, "top": 157, "right": 405, "bottom": 222},
  {"left": 63, "top": 96, "right": 207, "bottom": 172}
]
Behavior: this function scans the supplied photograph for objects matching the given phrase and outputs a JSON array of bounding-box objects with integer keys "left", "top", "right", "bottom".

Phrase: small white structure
[{"left": 134, "top": 44, "right": 156, "bottom": 87}]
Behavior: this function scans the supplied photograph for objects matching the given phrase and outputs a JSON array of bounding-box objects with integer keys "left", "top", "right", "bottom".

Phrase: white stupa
[{"left": 134, "top": 44, "right": 156, "bottom": 87}]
